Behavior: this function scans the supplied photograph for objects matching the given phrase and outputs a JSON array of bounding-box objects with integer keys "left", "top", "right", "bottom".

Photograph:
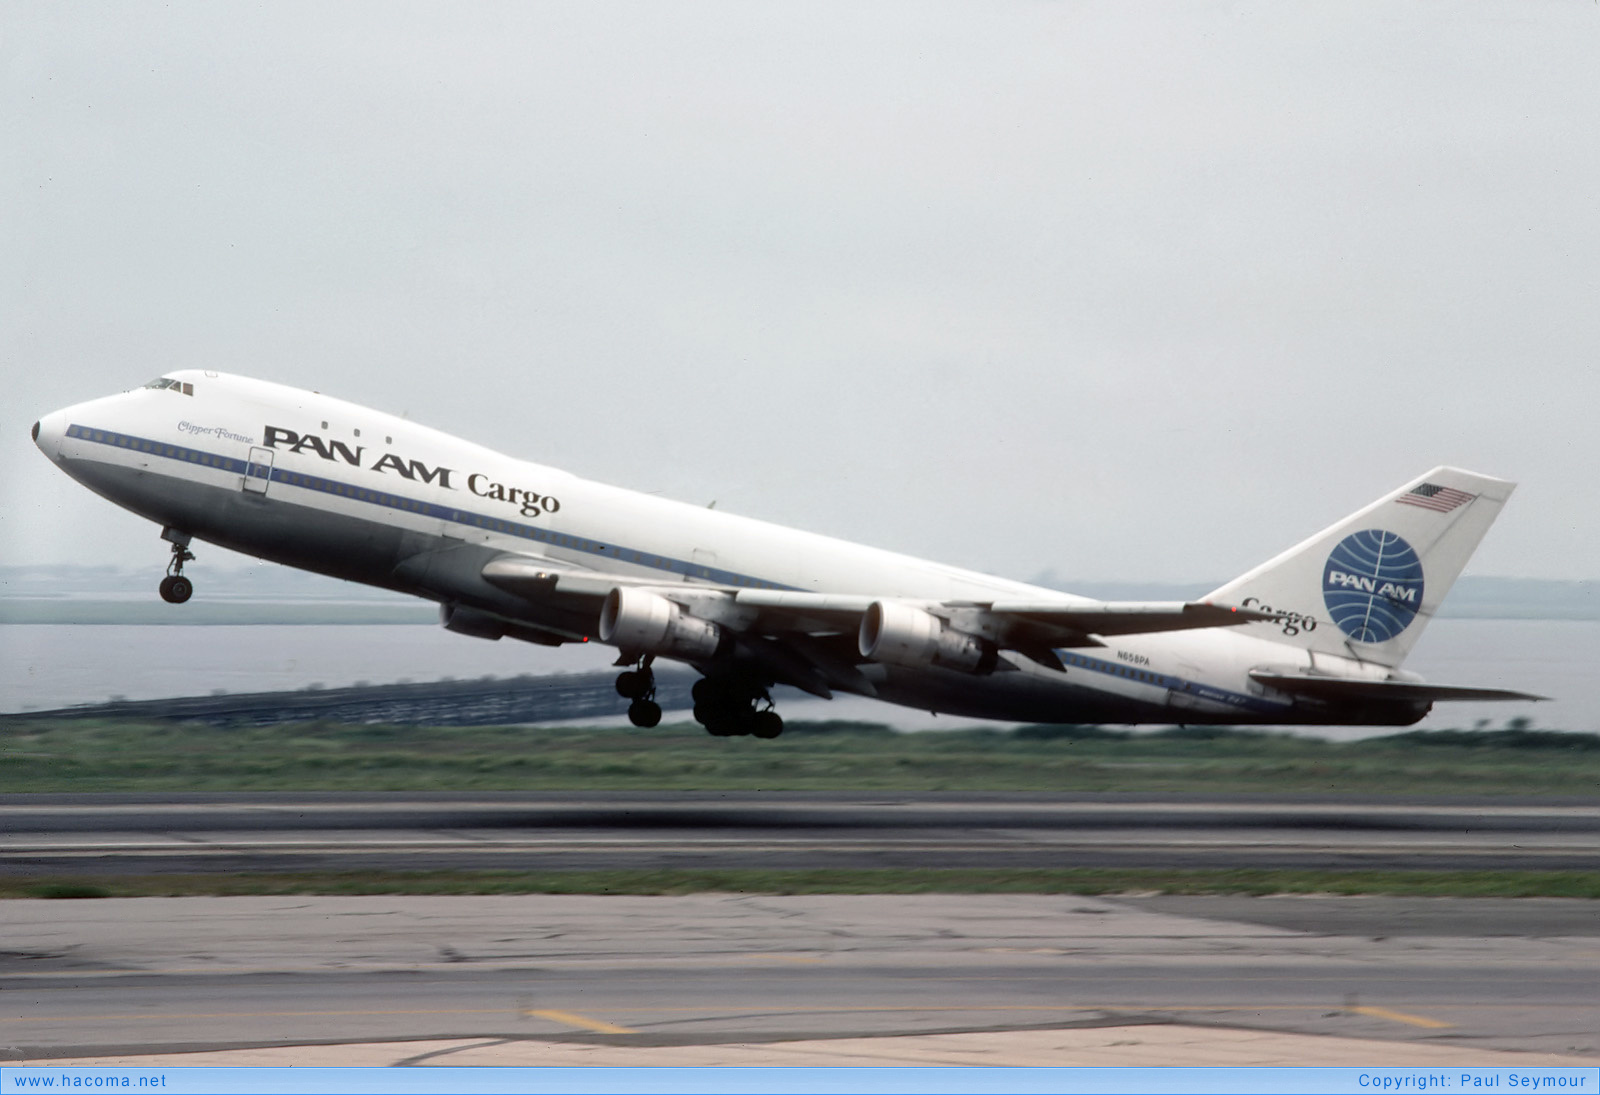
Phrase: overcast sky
[{"left": 4, "top": 2, "right": 1597, "bottom": 587}]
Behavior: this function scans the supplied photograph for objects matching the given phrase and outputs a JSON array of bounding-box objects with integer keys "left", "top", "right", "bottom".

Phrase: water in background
[
  {"left": 2, "top": 623, "right": 618, "bottom": 710},
  {"left": 2, "top": 619, "right": 1590, "bottom": 738}
]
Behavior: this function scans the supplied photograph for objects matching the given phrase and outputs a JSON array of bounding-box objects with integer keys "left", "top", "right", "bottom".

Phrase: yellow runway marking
[
  {"left": 522, "top": 1009, "right": 636, "bottom": 1034},
  {"left": 1348, "top": 1005, "right": 1454, "bottom": 1029}
]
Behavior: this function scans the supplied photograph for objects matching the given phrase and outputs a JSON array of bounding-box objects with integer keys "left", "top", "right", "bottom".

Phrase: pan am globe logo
[{"left": 1321, "top": 529, "right": 1426, "bottom": 644}]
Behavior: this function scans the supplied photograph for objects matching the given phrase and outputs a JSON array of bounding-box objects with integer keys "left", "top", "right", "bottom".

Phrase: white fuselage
[{"left": 33, "top": 371, "right": 1407, "bottom": 727}]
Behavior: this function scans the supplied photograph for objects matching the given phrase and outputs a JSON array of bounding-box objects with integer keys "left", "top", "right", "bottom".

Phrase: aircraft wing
[
  {"left": 732, "top": 591, "right": 1278, "bottom": 665},
  {"left": 483, "top": 555, "right": 1273, "bottom": 635},
  {"left": 479, "top": 556, "right": 1543, "bottom": 708},
  {"left": 482, "top": 554, "right": 1275, "bottom": 667},
  {"left": 1248, "top": 670, "right": 1548, "bottom": 704},
  {"left": 739, "top": 594, "right": 1279, "bottom": 675}
]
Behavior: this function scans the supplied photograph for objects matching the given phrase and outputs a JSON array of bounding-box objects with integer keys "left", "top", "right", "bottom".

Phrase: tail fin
[{"left": 1205, "top": 467, "right": 1515, "bottom": 669}]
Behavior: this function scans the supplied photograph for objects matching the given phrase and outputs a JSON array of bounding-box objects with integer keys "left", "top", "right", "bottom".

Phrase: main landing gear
[
  {"left": 158, "top": 530, "right": 195, "bottom": 604},
  {"left": 692, "top": 676, "right": 783, "bottom": 739},
  {"left": 613, "top": 655, "right": 785, "bottom": 739},
  {"left": 615, "top": 656, "right": 662, "bottom": 728}
]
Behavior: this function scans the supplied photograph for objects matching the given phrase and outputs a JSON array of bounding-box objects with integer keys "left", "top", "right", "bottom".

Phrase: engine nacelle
[
  {"left": 598, "top": 587, "right": 722, "bottom": 660},
  {"left": 440, "top": 603, "right": 507, "bottom": 641},
  {"left": 440, "top": 603, "right": 570, "bottom": 647},
  {"left": 858, "top": 600, "right": 996, "bottom": 674}
]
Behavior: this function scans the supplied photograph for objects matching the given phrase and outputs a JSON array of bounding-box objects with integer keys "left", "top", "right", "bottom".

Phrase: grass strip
[
  {"left": 6, "top": 719, "right": 1600, "bottom": 795},
  {"left": 7, "top": 867, "right": 1598, "bottom": 901}
]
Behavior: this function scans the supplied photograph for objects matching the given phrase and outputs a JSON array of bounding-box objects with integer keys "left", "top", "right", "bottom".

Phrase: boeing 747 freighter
[{"left": 33, "top": 372, "right": 1542, "bottom": 737}]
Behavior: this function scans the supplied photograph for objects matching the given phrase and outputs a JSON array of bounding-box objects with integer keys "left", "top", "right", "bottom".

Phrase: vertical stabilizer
[{"left": 1205, "top": 467, "right": 1514, "bottom": 668}]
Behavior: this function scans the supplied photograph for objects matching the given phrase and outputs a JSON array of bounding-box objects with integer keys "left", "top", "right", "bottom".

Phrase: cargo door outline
[{"left": 1166, "top": 662, "right": 1208, "bottom": 712}]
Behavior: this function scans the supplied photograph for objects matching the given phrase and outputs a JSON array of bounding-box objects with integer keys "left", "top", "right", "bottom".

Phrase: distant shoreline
[{"left": 0, "top": 600, "right": 437, "bottom": 625}]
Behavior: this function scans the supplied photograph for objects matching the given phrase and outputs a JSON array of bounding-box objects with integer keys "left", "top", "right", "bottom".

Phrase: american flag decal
[{"left": 1396, "top": 483, "right": 1476, "bottom": 513}]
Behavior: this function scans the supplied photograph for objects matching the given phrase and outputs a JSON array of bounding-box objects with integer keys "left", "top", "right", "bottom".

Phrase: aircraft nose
[{"left": 33, "top": 410, "right": 68, "bottom": 462}]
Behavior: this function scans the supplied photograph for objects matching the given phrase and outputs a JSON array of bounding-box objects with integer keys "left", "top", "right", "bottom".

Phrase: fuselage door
[
  {"left": 242, "top": 446, "right": 274, "bottom": 495},
  {"left": 688, "top": 548, "right": 718, "bottom": 583}
]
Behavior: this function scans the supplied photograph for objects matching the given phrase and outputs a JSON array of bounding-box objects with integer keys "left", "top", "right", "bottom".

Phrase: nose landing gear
[
  {"left": 158, "top": 529, "right": 195, "bottom": 604},
  {"left": 615, "top": 655, "right": 662, "bottom": 728}
]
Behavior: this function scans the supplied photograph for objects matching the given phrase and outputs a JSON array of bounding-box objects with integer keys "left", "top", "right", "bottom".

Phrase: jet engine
[
  {"left": 598, "top": 587, "right": 723, "bottom": 660},
  {"left": 858, "top": 600, "right": 996, "bottom": 673}
]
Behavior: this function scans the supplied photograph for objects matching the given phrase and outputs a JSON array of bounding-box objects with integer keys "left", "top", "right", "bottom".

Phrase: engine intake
[
  {"left": 598, "top": 587, "right": 722, "bottom": 660},
  {"left": 858, "top": 600, "right": 996, "bottom": 674}
]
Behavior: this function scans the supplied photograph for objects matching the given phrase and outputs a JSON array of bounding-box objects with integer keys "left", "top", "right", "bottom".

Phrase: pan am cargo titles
[{"left": 262, "top": 425, "right": 561, "bottom": 518}]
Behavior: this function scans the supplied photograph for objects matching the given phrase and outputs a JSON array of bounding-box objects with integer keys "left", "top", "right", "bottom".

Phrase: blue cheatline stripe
[
  {"left": 68, "top": 423, "right": 1284, "bottom": 713},
  {"left": 1053, "top": 649, "right": 1281, "bottom": 713},
  {"left": 67, "top": 424, "right": 796, "bottom": 592},
  {"left": 68, "top": 424, "right": 253, "bottom": 475}
]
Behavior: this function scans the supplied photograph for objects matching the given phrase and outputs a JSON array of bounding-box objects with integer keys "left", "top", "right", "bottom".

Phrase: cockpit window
[{"left": 143, "top": 377, "right": 195, "bottom": 395}]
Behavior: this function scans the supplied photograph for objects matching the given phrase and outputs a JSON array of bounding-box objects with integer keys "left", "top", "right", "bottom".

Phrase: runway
[
  {"left": 3, "top": 792, "right": 1598, "bottom": 875},
  {"left": 4, "top": 794, "right": 1597, "bottom": 1065},
  {"left": 3, "top": 893, "right": 1597, "bottom": 1064}
]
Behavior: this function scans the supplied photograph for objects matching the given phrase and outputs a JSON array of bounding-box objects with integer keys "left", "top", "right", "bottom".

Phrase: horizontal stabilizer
[{"left": 1249, "top": 670, "right": 1547, "bottom": 704}]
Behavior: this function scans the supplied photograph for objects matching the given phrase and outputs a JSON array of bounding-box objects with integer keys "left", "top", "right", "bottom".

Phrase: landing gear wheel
[
  {"left": 615, "top": 670, "right": 650, "bottom": 699},
  {"left": 627, "top": 699, "right": 662, "bottom": 728},
  {"left": 751, "top": 710, "right": 783, "bottom": 739},
  {"left": 614, "top": 657, "right": 657, "bottom": 710},
  {"left": 159, "top": 575, "right": 193, "bottom": 604},
  {"left": 695, "top": 702, "right": 748, "bottom": 736},
  {"left": 692, "top": 675, "right": 782, "bottom": 740}
]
